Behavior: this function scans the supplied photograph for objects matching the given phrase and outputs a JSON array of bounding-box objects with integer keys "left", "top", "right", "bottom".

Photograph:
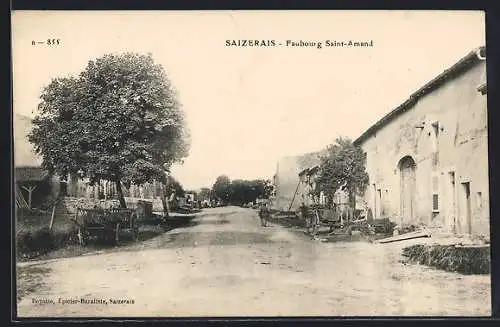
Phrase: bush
[
  {"left": 402, "top": 244, "right": 491, "bottom": 275},
  {"left": 371, "top": 218, "right": 397, "bottom": 234},
  {"left": 16, "top": 227, "right": 78, "bottom": 259},
  {"left": 17, "top": 207, "right": 49, "bottom": 218}
]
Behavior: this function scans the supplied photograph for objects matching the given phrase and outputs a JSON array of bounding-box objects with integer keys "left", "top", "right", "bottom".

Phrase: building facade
[
  {"left": 354, "top": 47, "right": 488, "bottom": 238},
  {"left": 271, "top": 152, "right": 323, "bottom": 212}
]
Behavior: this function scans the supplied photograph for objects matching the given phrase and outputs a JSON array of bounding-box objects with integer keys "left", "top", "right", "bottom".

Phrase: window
[
  {"left": 432, "top": 122, "right": 439, "bottom": 166},
  {"left": 432, "top": 194, "right": 439, "bottom": 212}
]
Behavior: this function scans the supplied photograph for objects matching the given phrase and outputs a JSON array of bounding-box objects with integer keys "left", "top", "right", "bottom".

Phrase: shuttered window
[{"left": 432, "top": 194, "right": 439, "bottom": 212}]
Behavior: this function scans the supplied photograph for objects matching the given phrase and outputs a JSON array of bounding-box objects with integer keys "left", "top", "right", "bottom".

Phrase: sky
[{"left": 12, "top": 10, "right": 486, "bottom": 190}]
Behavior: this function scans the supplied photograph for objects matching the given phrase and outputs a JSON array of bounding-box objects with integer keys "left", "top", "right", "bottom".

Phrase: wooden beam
[
  {"left": 49, "top": 203, "right": 56, "bottom": 230},
  {"left": 21, "top": 185, "right": 36, "bottom": 209},
  {"left": 288, "top": 180, "right": 301, "bottom": 212}
]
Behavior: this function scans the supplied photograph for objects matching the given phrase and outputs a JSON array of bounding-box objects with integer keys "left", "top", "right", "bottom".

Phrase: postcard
[{"left": 12, "top": 10, "right": 490, "bottom": 318}]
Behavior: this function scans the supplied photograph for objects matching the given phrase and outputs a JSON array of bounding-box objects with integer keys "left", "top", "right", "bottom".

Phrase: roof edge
[{"left": 353, "top": 46, "right": 486, "bottom": 146}]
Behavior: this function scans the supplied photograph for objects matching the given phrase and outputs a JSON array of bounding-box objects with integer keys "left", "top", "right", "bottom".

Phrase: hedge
[
  {"left": 16, "top": 227, "right": 78, "bottom": 259},
  {"left": 402, "top": 244, "right": 491, "bottom": 275}
]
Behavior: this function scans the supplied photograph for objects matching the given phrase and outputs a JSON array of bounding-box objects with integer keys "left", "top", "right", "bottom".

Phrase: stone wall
[
  {"left": 124, "top": 197, "right": 164, "bottom": 212},
  {"left": 357, "top": 60, "right": 489, "bottom": 239},
  {"left": 55, "top": 197, "right": 121, "bottom": 216}
]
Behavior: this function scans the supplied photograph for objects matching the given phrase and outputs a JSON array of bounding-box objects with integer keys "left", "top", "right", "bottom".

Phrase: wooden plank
[
  {"left": 287, "top": 180, "right": 301, "bottom": 212},
  {"left": 375, "top": 230, "right": 432, "bottom": 244},
  {"left": 15, "top": 185, "right": 29, "bottom": 209},
  {"left": 49, "top": 204, "right": 56, "bottom": 230}
]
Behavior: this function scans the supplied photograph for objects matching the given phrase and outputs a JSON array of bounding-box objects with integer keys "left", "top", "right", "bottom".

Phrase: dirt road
[{"left": 16, "top": 206, "right": 491, "bottom": 317}]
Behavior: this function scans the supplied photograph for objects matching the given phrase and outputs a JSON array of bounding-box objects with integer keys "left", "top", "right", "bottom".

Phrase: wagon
[
  {"left": 313, "top": 205, "right": 370, "bottom": 234},
  {"left": 72, "top": 208, "right": 139, "bottom": 246}
]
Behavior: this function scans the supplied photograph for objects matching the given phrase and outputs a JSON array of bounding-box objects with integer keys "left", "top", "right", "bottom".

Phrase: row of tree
[
  {"left": 203, "top": 137, "right": 368, "bottom": 209},
  {"left": 211, "top": 176, "right": 274, "bottom": 206}
]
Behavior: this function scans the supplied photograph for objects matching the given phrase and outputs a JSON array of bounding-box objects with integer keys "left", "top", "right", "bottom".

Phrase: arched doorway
[{"left": 398, "top": 156, "right": 416, "bottom": 224}]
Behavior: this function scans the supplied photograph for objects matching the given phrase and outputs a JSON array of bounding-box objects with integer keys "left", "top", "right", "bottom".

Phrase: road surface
[{"left": 17, "top": 206, "right": 491, "bottom": 317}]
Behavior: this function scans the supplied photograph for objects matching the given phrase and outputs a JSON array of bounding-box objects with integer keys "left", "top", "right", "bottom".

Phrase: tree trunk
[
  {"left": 349, "top": 188, "right": 356, "bottom": 218},
  {"left": 327, "top": 194, "right": 334, "bottom": 208},
  {"left": 115, "top": 180, "right": 127, "bottom": 208},
  {"left": 161, "top": 183, "right": 169, "bottom": 218}
]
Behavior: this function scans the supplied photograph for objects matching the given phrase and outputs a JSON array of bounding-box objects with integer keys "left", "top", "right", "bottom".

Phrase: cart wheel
[{"left": 115, "top": 224, "right": 121, "bottom": 246}]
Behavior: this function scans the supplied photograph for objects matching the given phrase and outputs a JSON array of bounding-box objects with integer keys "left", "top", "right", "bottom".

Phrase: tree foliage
[
  {"left": 166, "top": 176, "right": 185, "bottom": 198},
  {"left": 314, "top": 137, "right": 369, "bottom": 207},
  {"left": 211, "top": 177, "right": 274, "bottom": 206},
  {"left": 212, "top": 175, "right": 232, "bottom": 204},
  {"left": 28, "top": 53, "right": 190, "bottom": 208}
]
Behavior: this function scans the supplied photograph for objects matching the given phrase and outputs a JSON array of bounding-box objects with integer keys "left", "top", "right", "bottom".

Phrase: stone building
[
  {"left": 271, "top": 152, "right": 323, "bottom": 212},
  {"left": 353, "top": 46, "right": 488, "bottom": 238}
]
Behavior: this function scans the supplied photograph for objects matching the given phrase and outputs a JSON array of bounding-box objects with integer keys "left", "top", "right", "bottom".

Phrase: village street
[{"left": 17, "top": 206, "right": 490, "bottom": 317}]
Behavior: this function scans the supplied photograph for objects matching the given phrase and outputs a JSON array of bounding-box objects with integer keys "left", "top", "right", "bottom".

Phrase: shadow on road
[
  {"left": 193, "top": 219, "right": 231, "bottom": 226},
  {"left": 16, "top": 265, "right": 52, "bottom": 302},
  {"left": 154, "top": 231, "right": 285, "bottom": 248}
]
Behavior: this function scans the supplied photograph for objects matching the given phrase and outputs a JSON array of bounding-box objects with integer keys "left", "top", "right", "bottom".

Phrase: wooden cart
[
  {"left": 72, "top": 208, "right": 139, "bottom": 246},
  {"left": 315, "top": 206, "right": 370, "bottom": 234}
]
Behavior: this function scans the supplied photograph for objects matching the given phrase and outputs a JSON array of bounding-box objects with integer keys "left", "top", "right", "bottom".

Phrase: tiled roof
[
  {"left": 354, "top": 46, "right": 486, "bottom": 146},
  {"left": 15, "top": 166, "right": 49, "bottom": 182},
  {"left": 478, "top": 83, "right": 487, "bottom": 95}
]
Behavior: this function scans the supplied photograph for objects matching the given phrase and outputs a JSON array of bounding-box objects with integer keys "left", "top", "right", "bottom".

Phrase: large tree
[
  {"left": 314, "top": 137, "right": 369, "bottom": 208},
  {"left": 28, "top": 53, "right": 190, "bottom": 208},
  {"left": 212, "top": 178, "right": 274, "bottom": 206},
  {"left": 212, "top": 175, "right": 232, "bottom": 204},
  {"left": 229, "top": 179, "right": 253, "bottom": 205}
]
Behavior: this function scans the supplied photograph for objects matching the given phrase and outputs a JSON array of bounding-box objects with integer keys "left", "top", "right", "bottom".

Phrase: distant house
[
  {"left": 271, "top": 151, "right": 324, "bottom": 211},
  {"left": 272, "top": 46, "right": 488, "bottom": 239},
  {"left": 354, "top": 46, "right": 488, "bottom": 238},
  {"left": 14, "top": 114, "right": 120, "bottom": 208},
  {"left": 14, "top": 114, "right": 59, "bottom": 209},
  {"left": 14, "top": 113, "right": 167, "bottom": 211}
]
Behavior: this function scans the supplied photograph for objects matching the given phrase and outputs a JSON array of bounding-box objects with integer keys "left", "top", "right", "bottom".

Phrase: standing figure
[
  {"left": 310, "top": 207, "right": 322, "bottom": 239},
  {"left": 299, "top": 202, "right": 310, "bottom": 233},
  {"left": 259, "top": 202, "right": 270, "bottom": 227}
]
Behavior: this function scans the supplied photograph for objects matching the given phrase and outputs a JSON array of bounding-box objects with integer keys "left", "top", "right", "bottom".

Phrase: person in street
[
  {"left": 310, "top": 206, "right": 321, "bottom": 239},
  {"left": 299, "top": 202, "right": 310, "bottom": 233},
  {"left": 258, "top": 202, "right": 270, "bottom": 227}
]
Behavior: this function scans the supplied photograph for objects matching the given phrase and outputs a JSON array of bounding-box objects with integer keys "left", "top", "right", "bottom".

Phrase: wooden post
[
  {"left": 288, "top": 180, "right": 301, "bottom": 212},
  {"left": 21, "top": 185, "right": 37, "bottom": 209},
  {"left": 161, "top": 183, "right": 169, "bottom": 218},
  {"left": 49, "top": 203, "right": 56, "bottom": 230}
]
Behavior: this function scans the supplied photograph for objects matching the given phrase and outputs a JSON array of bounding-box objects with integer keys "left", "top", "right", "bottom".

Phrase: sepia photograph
[{"left": 12, "top": 10, "right": 490, "bottom": 317}]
